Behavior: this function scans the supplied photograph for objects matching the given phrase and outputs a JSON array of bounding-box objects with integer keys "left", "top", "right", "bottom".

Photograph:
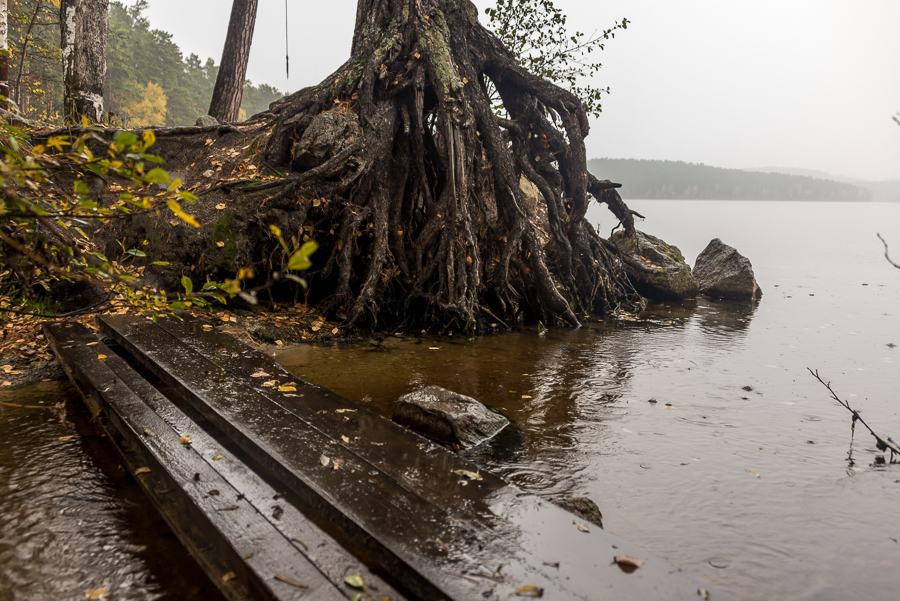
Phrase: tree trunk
[
  {"left": 61, "top": 0, "right": 109, "bottom": 124},
  {"left": 260, "top": 0, "right": 639, "bottom": 331},
  {"left": 0, "top": 0, "right": 8, "bottom": 110},
  {"left": 208, "top": 0, "right": 258, "bottom": 123}
]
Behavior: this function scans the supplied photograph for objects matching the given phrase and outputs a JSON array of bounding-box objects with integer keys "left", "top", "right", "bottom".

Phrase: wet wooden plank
[
  {"left": 43, "top": 322, "right": 352, "bottom": 601},
  {"left": 97, "top": 337, "right": 407, "bottom": 601},
  {"left": 99, "top": 314, "right": 725, "bottom": 601}
]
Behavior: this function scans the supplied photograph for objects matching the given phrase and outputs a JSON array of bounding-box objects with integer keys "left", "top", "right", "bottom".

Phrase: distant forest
[
  {"left": 588, "top": 158, "right": 872, "bottom": 201},
  {"left": 6, "top": 0, "right": 283, "bottom": 126}
]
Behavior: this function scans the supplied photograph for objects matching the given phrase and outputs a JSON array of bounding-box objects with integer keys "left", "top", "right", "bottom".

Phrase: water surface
[{"left": 273, "top": 200, "right": 900, "bottom": 600}]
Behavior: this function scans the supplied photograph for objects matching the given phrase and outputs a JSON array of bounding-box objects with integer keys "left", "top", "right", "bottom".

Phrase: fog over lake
[{"left": 138, "top": 0, "right": 900, "bottom": 181}]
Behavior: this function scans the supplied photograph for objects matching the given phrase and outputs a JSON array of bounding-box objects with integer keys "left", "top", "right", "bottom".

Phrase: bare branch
[
  {"left": 877, "top": 233, "right": 900, "bottom": 269},
  {"left": 808, "top": 368, "right": 900, "bottom": 458}
]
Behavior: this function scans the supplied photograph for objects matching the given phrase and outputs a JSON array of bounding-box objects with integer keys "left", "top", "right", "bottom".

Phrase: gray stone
[
  {"left": 693, "top": 238, "right": 762, "bottom": 300},
  {"left": 551, "top": 496, "right": 603, "bottom": 528},
  {"left": 392, "top": 386, "right": 509, "bottom": 449},
  {"left": 611, "top": 230, "right": 699, "bottom": 301},
  {"left": 195, "top": 115, "right": 219, "bottom": 127},
  {"left": 292, "top": 109, "right": 361, "bottom": 171}
]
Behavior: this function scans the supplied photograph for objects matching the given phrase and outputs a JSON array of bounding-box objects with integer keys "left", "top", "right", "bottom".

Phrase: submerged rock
[
  {"left": 611, "top": 230, "right": 699, "bottom": 301},
  {"left": 693, "top": 238, "right": 762, "bottom": 300},
  {"left": 392, "top": 386, "right": 509, "bottom": 449},
  {"left": 551, "top": 496, "right": 604, "bottom": 529}
]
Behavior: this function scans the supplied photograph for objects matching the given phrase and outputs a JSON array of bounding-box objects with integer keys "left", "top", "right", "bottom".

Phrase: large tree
[
  {"left": 61, "top": 0, "right": 109, "bottom": 123},
  {"left": 259, "top": 0, "right": 637, "bottom": 330},
  {"left": 208, "top": 0, "right": 258, "bottom": 122}
]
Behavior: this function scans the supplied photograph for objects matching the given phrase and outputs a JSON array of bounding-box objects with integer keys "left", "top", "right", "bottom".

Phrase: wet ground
[{"left": 1, "top": 200, "right": 898, "bottom": 600}]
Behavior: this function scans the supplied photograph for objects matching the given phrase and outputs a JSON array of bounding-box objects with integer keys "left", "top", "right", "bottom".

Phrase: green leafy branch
[{"left": 485, "top": 0, "right": 628, "bottom": 118}]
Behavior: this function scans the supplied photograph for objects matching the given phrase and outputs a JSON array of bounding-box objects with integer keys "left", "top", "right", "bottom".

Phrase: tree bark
[
  {"left": 61, "top": 0, "right": 109, "bottom": 124},
  {"left": 0, "top": 0, "right": 8, "bottom": 110},
  {"left": 208, "top": 0, "right": 258, "bottom": 123},
  {"left": 259, "top": 0, "right": 638, "bottom": 331}
]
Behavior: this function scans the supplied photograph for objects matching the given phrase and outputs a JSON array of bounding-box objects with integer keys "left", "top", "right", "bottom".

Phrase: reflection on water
[
  {"left": 273, "top": 200, "right": 900, "bottom": 601},
  {"left": 0, "top": 381, "right": 221, "bottom": 601},
  {"left": 4, "top": 201, "right": 898, "bottom": 599}
]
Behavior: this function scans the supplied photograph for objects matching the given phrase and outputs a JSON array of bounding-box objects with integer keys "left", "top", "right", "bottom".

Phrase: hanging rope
[{"left": 285, "top": 0, "right": 289, "bottom": 79}]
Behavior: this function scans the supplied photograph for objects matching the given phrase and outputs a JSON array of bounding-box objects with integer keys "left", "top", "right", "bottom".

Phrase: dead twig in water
[
  {"left": 877, "top": 233, "right": 900, "bottom": 269},
  {"left": 808, "top": 368, "right": 899, "bottom": 463}
]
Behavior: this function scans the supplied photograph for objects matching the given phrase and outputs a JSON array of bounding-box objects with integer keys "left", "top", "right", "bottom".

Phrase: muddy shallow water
[{"left": 1, "top": 200, "right": 898, "bottom": 600}]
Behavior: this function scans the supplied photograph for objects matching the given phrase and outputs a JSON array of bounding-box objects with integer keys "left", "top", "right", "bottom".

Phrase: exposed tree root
[{"left": 256, "top": 0, "right": 640, "bottom": 332}]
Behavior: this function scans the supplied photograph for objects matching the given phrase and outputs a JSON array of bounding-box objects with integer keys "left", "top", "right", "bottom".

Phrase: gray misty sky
[{"left": 138, "top": 0, "right": 900, "bottom": 181}]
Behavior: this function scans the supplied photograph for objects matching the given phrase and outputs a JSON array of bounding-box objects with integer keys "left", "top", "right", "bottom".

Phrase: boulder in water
[
  {"left": 392, "top": 386, "right": 509, "bottom": 449},
  {"left": 611, "top": 230, "right": 699, "bottom": 301},
  {"left": 693, "top": 238, "right": 762, "bottom": 300}
]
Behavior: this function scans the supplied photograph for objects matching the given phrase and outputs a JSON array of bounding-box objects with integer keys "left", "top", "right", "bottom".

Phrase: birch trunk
[
  {"left": 61, "top": 0, "right": 109, "bottom": 124},
  {"left": 208, "top": 0, "right": 258, "bottom": 123},
  {"left": 0, "top": 0, "right": 8, "bottom": 110}
]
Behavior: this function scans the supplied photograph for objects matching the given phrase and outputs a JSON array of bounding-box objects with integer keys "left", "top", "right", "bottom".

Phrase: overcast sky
[{"left": 138, "top": 0, "right": 900, "bottom": 181}]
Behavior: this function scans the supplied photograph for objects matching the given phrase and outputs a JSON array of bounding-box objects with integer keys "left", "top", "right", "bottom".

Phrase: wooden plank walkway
[
  {"left": 44, "top": 321, "right": 403, "bottom": 601},
  {"left": 46, "top": 315, "right": 728, "bottom": 601}
]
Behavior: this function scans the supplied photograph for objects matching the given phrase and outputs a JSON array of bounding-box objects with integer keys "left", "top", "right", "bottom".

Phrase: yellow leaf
[
  {"left": 341, "top": 435, "right": 350, "bottom": 443},
  {"left": 250, "top": 370, "right": 269, "bottom": 378},
  {"left": 261, "top": 380, "right": 277, "bottom": 387},
  {"left": 452, "top": 469, "right": 482, "bottom": 480},
  {"left": 215, "top": 203, "right": 226, "bottom": 210},
  {"left": 216, "top": 241, "right": 225, "bottom": 248},
  {"left": 213, "top": 453, "right": 224, "bottom": 461},
  {"left": 84, "top": 587, "right": 109, "bottom": 599},
  {"left": 275, "top": 340, "right": 284, "bottom": 346},
  {"left": 179, "top": 435, "right": 192, "bottom": 445},
  {"left": 166, "top": 200, "right": 200, "bottom": 228},
  {"left": 278, "top": 385, "right": 297, "bottom": 392},
  {"left": 97, "top": 354, "right": 107, "bottom": 361},
  {"left": 515, "top": 585, "right": 543, "bottom": 597},
  {"left": 58, "top": 435, "right": 73, "bottom": 441},
  {"left": 134, "top": 467, "right": 151, "bottom": 475}
]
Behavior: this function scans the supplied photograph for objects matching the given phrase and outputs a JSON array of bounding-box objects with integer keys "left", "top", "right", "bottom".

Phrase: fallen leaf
[
  {"left": 575, "top": 522, "right": 590, "bottom": 533},
  {"left": 278, "top": 385, "right": 297, "bottom": 392},
  {"left": 522, "top": 395, "right": 532, "bottom": 399},
  {"left": 179, "top": 435, "right": 192, "bottom": 445},
  {"left": 331, "top": 327, "right": 339, "bottom": 335},
  {"left": 614, "top": 555, "right": 644, "bottom": 570},
  {"left": 341, "top": 435, "right": 350, "bottom": 443},
  {"left": 221, "top": 572, "right": 236, "bottom": 583},
  {"left": 215, "top": 203, "right": 226, "bottom": 210},
  {"left": 134, "top": 467, "right": 151, "bottom": 475},
  {"left": 452, "top": 469, "right": 482, "bottom": 480},
  {"left": 336, "top": 408, "right": 356, "bottom": 413},
  {"left": 429, "top": 347, "right": 441, "bottom": 350},
  {"left": 250, "top": 371, "right": 269, "bottom": 378},
  {"left": 143, "top": 429, "right": 155, "bottom": 436},
  {"left": 202, "top": 324, "right": 213, "bottom": 330},
  {"left": 86, "top": 341, "right": 98, "bottom": 346},
  {"left": 698, "top": 588, "right": 709, "bottom": 600},
  {"left": 212, "top": 453, "right": 224, "bottom": 461},
  {"left": 748, "top": 471, "right": 760, "bottom": 478},
  {"left": 261, "top": 380, "right": 277, "bottom": 387},
  {"left": 97, "top": 354, "right": 107, "bottom": 361},
  {"left": 58, "top": 435, "right": 73, "bottom": 441},
  {"left": 84, "top": 587, "right": 109, "bottom": 599},
  {"left": 216, "top": 241, "right": 225, "bottom": 247},
  {"left": 320, "top": 455, "right": 330, "bottom": 467},
  {"left": 202, "top": 169, "right": 214, "bottom": 178},
  {"left": 515, "top": 585, "right": 544, "bottom": 597},
  {"left": 275, "top": 340, "right": 284, "bottom": 346},
  {"left": 345, "top": 574, "right": 365, "bottom": 589}
]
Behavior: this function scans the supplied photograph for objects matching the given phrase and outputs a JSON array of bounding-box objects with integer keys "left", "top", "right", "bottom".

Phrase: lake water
[{"left": 2, "top": 200, "right": 898, "bottom": 600}]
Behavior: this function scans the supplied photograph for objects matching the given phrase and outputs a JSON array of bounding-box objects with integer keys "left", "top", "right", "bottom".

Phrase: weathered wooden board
[
  {"left": 44, "top": 321, "right": 402, "bottom": 601},
  {"left": 99, "top": 314, "right": 725, "bottom": 601}
]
